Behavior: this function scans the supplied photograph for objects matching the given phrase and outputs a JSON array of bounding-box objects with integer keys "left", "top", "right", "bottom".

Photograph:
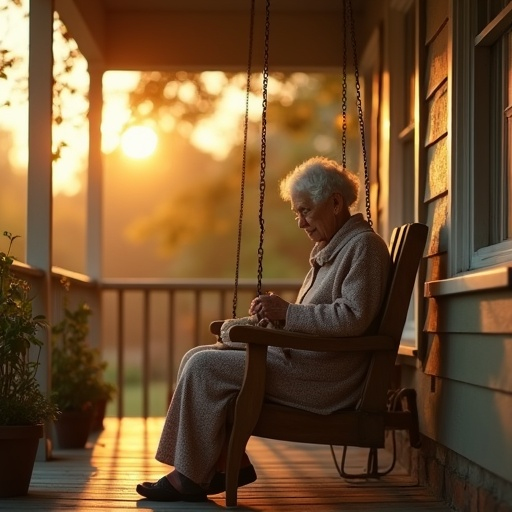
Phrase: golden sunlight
[{"left": 120, "top": 125, "right": 158, "bottom": 159}]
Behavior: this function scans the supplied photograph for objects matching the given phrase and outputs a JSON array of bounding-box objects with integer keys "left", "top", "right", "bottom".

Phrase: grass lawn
[{"left": 106, "top": 380, "right": 170, "bottom": 418}]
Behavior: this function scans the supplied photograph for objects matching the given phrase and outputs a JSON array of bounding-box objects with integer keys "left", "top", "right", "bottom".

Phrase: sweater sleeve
[{"left": 285, "top": 233, "right": 390, "bottom": 337}]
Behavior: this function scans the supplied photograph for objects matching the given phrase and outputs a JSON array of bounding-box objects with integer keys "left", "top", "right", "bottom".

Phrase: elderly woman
[{"left": 136, "top": 156, "right": 391, "bottom": 502}]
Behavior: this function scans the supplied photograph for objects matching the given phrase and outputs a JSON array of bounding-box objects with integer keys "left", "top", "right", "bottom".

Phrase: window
[
  {"left": 400, "top": 2, "right": 416, "bottom": 344},
  {"left": 472, "top": 0, "right": 512, "bottom": 268},
  {"left": 398, "top": 3, "right": 416, "bottom": 225}
]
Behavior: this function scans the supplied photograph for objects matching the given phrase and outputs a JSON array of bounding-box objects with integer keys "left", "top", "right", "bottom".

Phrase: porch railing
[
  {"left": 101, "top": 278, "right": 301, "bottom": 418},
  {"left": 13, "top": 263, "right": 301, "bottom": 418}
]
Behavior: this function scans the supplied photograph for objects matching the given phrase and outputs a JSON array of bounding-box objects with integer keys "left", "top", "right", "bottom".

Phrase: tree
[{"left": 113, "top": 71, "right": 363, "bottom": 279}]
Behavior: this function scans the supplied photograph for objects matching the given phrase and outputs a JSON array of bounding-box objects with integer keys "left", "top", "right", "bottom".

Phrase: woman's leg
[{"left": 155, "top": 347, "right": 247, "bottom": 486}]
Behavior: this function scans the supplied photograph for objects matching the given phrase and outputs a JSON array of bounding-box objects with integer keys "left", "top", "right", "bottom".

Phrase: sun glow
[{"left": 120, "top": 125, "right": 158, "bottom": 159}]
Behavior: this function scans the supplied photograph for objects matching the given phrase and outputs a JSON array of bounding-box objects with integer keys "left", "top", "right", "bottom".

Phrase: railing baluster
[
  {"left": 194, "top": 290, "right": 201, "bottom": 348},
  {"left": 167, "top": 290, "right": 175, "bottom": 407},
  {"left": 48, "top": 277, "right": 300, "bottom": 419},
  {"left": 219, "top": 290, "right": 224, "bottom": 320},
  {"left": 117, "top": 290, "right": 124, "bottom": 419},
  {"left": 14, "top": 267, "right": 301, "bottom": 420},
  {"left": 142, "top": 290, "right": 150, "bottom": 419}
]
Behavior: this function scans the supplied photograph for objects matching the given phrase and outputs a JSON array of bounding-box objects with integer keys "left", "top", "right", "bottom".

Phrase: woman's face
[{"left": 290, "top": 190, "right": 340, "bottom": 244}]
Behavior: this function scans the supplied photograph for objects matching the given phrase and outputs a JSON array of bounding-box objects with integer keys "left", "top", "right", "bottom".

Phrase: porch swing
[{"left": 209, "top": 0, "right": 428, "bottom": 507}]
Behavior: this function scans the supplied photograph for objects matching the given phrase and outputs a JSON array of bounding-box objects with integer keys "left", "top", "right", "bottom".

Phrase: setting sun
[{"left": 120, "top": 125, "right": 158, "bottom": 159}]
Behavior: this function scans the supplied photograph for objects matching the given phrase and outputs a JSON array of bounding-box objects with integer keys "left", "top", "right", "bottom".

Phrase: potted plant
[
  {"left": 90, "top": 372, "right": 116, "bottom": 432},
  {"left": 0, "top": 231, "right": 58, "bottom": 498},
  {"left": 51, "top": 278, "right": 115, "bottom": 447}
]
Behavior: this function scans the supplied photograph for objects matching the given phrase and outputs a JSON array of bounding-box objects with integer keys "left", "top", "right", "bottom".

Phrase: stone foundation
[{"left": 389, "top": 431, "right": 512, "bottom": 512}]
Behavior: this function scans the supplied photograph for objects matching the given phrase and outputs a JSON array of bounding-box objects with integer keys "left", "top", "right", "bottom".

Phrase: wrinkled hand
[{"left": 249, "top": 292, "right": 289, "bottom": 322}]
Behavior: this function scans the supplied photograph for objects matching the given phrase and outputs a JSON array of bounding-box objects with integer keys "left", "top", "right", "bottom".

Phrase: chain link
[
  {"left": 232, "top": 0, "right": 256, "bottom": 318},
  {"left": 347, "top": 0, "right": 372, "bottom": 227},
  {"left": 342, "top": 0, "right": 372, "bottom": 228},
  {"left": 257, "top": 0, "right": 271, "bottom": 297},
  {"left": 341, "top": 0, "right": 348, "bottom": 172},
  {"left": 236, "top": 0, "right": 370, "bottom": 315}
]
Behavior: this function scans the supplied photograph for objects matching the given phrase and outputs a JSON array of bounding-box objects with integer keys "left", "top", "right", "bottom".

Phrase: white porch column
[
  {"left": 27, "top": 0, "right": 54, "bottom": 460},
  {"left": 86, "top": 62, "right": 104, "bottom": 347},
  {"left": 87, "top": 63, "right": 104, "bottom": 281}
]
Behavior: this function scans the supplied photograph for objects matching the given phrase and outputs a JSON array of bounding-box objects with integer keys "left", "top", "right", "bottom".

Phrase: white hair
[{"left": 279, "top": 156, "right": 360, "bottom": 208}]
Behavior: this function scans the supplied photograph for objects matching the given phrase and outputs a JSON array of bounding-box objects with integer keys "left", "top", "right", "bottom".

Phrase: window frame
[
  {"left": 470, "top": 1, "right": 512, "bottom": 270},
  {"left": 388, "top": 0, "right": 418, "bottom": 350}
]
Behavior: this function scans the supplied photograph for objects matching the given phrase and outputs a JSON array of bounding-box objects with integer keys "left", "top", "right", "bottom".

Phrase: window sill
[
  {"left": 397, "top": 345, "right": 417, "bottom": 367},
  {"left": 398, "top": 344, "right": 416, "bottom": 357},
  {"left": 424, "top": 265, "right": 512, "bottom": 297}
]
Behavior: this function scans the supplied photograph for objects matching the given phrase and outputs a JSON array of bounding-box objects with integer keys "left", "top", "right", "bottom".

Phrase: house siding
[
  {"left": 425, "top": 136, "right": 448, "bottom": 201},
  {"left": 393, "top": 1, "right": 512, "bottom": 510}
]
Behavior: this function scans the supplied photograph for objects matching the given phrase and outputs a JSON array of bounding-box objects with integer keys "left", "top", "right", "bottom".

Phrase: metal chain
[
  {"left": 347, "top": 0, "right": 372, "bottom": 227},
  {"left": 257, "top": 0, "right": 271, "bottom": 297},
  {"left": 330, "top": 1, "right": 374, "bottom": 472},
  {"left": 232, "top": 0, "right": 256, "bottom": 318},
  {"left": 341, "top": 0, "right": 348, "bottom": 172}
]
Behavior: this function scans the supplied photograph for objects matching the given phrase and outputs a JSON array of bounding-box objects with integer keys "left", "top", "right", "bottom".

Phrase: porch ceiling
[{"left": 55, "top": 0, "right": 369, "bottom": 72}]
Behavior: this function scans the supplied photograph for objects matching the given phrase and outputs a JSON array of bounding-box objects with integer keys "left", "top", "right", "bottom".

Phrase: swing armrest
[
  {"left": 227, "top": 325, "right": 395, "bottom": 352},
  {"left": 210, "top": 320, "right": 224, "bottom": 336}
]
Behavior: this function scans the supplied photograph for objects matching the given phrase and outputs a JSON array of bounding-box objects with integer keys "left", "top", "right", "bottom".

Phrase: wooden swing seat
[{"left": 210, "top": 222, "right": 428, "bottom": 507}]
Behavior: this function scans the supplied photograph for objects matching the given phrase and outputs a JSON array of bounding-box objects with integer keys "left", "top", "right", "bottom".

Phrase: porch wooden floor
[{"left": 1, "top": 417, "right": 452, "bottom": 511}]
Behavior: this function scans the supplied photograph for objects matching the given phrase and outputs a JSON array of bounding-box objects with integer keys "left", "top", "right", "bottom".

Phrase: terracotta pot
[
  {"left": 0, "top": 424, "right": 43, "bottom": 497},
  {"left": 54, "top": 409, "right": 93, "bottom": 449},
  {"left": 90, "top": 399, "right": 107, "bottom": 432}
]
